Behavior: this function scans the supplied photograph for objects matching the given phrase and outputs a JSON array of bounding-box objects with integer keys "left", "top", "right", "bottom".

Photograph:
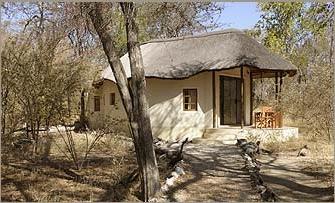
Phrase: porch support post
[
  {"left": 212, "top": 71, "right": 216, "bottom": 128},
  {"left": 260, "top": 72, "right": 263, "bottom": 100},
  {"left": 240, "top": 66, "right": 244, "bottom": 129},
  {"left": 250, "top": 71, "right": 253, "bottom": 126},
  {"left": 275, "top": 72, "right": 278, "bottom": 101},
  {"left": 279, "top": 72, "right": 283, "bottom": 103}
]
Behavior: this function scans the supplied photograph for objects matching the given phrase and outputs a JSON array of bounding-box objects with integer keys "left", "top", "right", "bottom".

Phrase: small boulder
[
  {"left": 166, "top": 176, "right": 176, "bottom": 186},
  {"left": 236, "top": 138, "right": 247, "bottom": 147},
  {"left": 161, "top": 184, "right": 169, "bottom": 193},
  {"left": 297, "top": 145, "right": 309, "bottom": 157},
  {"left": 171, "top": 171, "right": 179, "bottom": 178},
  {"left": 175, "top": 166, "right": 185, "bottom": 175}
]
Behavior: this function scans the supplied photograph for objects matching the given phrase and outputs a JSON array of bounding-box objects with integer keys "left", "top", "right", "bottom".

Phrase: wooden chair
[
  {"left": 264, "top": 112, "right": 275, "bottom": 128},
  {"left": 255, "top": 112, "right": 265, "bottom": 128},
  {"left": 255, "top": 106, "right": 283, "bottom": 129}
]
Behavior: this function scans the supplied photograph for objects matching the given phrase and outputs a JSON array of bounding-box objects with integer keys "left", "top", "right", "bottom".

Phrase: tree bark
[
  {"left": 1, "top": 88, "right": 9, "bottom": 135},
  {"left": 121, "top": 2, "right": 160, "bottom": 200},
  {"left": 88, "top": 2, "right": 160, "bottom": 201},
  {"left": 79, "top": 88, "right": 87, "bottom": 129}
]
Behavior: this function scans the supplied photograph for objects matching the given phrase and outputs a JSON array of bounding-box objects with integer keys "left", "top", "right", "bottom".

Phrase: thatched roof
[{"left": 102, "top": 29, "right": 297, "bottom": 82}]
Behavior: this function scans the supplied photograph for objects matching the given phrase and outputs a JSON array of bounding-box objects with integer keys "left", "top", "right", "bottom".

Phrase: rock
[
  {"left": 148, "top": 197, "right": 157, "bottom": 202},
  {"left": 166, "top": 176, "right": 176, "bottom": 186},
  {"left": 242, "top": 154, "right": 252, "bottom": 161},
  {"left": 161, "top": 184, "right": 169, "bottom": 193},
  {"left": 245, "top": 147, "right": 256, "bottom": 157},
  {"left": 238, "top": 139, "right": 278, "bottom": 202},
  {"left": 171, "top": 171, "right": 179, "bottom": 178},
  {"left": 246, "top": 161, "right": 260, "bottom": 171},
  {"left": 261, "top": 186, "right": 277, "bottom": 202},
  {"left": 236, "top": 138, "right": 247, "bottom": 146},
  {"left": 175, "top": 166, "right": 185, "bottom": 175},
  {"left": 169, "top": 142, "right": 182, "bottom": 148},
  {"left": 297, "top": 145, "right": 309, "bottom": 157},
  {"left": 256, "top": 185, "right": 266, "bottom": 193},
  {"left": 244, "top": 143, "right": 256, "bottom": 149}
]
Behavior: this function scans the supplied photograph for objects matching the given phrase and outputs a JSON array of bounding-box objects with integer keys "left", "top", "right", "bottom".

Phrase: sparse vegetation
[
  {"left": 1, "top": 2, "right": 333, "bottom": 202},
  {"left": 1, "top": 131, "right": 139, "bottom": 202}
]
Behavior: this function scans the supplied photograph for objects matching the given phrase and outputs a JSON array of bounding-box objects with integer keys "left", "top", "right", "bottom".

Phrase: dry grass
[
  {"left": 1, "top": 131, "right": 141, "bottom": 202},
  {"left": 261, "top": 133, "right": 334, "bottom": 186},
  {"left": 1, "top": 130, "right": 177, "bottom": 202}
]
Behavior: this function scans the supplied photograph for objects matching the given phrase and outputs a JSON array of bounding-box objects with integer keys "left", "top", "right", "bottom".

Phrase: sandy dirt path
[
  {"left": 258, "top": 152, "right": 334, "bottom": 202},
  {"left": 165, "top": 141, "right": 259, "bottom": 202}
]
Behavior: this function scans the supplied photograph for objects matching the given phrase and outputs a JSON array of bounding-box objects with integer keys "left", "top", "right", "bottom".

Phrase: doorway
[{"left": 220, "top": 76, "right": 241, "bottom": 125}]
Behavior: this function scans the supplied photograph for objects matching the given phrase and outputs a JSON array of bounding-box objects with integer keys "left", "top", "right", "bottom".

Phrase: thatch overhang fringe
[{"left": 101, "top": 29, "right": 297, "bottom": 82}]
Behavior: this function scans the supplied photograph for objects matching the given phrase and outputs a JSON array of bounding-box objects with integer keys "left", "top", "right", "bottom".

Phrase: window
[
  {"left": 110, "top": 93, "right": 115, "bottom": 105},
  {"left": 183, "top": 89, "right": 197, "bottom": 111},
  {"left": 94, "top": 96, "right": 100, "bottom": 112}
]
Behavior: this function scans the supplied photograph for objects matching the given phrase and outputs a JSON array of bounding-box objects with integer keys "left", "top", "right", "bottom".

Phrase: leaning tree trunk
[
  {"left": 79, "top": 88, "right": 87, "bottom": 129},
  {"left": 88, "top": 2, "right": 160, "bottom": 201},
  {"left": 121, "top": 2, "right": 160, "bottom": 200}
]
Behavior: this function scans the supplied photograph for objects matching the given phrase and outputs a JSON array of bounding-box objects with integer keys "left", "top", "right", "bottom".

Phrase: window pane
[
  {"left": 94, "top": 96, "right": 100, "bottom": 112},
  {"left": 185, "top": 96, "right": 190, "bottom": 103},
  {"left": 183, "top": 89, "right": 197, "bottom": 111},
  {"left": 110, "top": 93, "right": 115, "bottom": 105}
]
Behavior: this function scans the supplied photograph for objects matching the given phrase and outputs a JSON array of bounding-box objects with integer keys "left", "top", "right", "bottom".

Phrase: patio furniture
[
  {"left": 254, "top": 112, "right": 266, "bottom": 128},
  {"left": 254, "top": 107, "right": 282, "bottom": 128}
]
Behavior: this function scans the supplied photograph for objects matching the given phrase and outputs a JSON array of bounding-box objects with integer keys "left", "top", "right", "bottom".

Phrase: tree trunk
[
  {"left": 329, "top": 8, "right": 334, "bottom": 66},
  {"left": 2, "top": 112, "right": 5, "bottom": 135},
  {"left": 67, "top": 94, "right": 71, "bottom": 117},
  {"left": 1, "top": 88, "right": 9, "bottom": 135},
  {"left": 88, "top": 2, "right": 160, "bottom": 201},
  {"left": 79, "top": 88, "right": 87, "bottom": 128},
  {"left": 121, "top": 2, "right": 160, "bottom": 200}
]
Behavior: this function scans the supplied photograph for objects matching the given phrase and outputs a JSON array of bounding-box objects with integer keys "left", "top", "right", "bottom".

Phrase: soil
[
  {"left": 258, "top": 151, "right": 334, "bottom": 202},
  {"left": 2, "top": 134, "right": 333, "bottom": 202},
  {"left": 164, "top": 141, "right": 260, "bottom": 202},
  {"left": 164, "top": 139, "right": 334, "bottom": 202},
  {"left": 1, "top": 133, "right": 140, "bottom": 202}
]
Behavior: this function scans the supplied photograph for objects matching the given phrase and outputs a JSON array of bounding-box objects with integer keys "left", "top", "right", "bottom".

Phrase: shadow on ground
[
  {"left": 166, "top": 142, "right": 259, "bottom": 202},
  {"left": 259, "top": 153, "right": 334, "bottom": 202},
  {"left": 1, "top": 155, "right": 139, "bottom": 202}
]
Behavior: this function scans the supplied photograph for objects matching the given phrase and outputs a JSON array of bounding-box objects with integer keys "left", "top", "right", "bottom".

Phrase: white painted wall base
[{"left": 204, "top": 127, "right": 299, "bottom": 144}]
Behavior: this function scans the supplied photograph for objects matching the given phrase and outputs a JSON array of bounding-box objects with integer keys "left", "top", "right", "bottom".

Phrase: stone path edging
[{"left": 237, "top": 140, "right": 278, "bottom": 202}]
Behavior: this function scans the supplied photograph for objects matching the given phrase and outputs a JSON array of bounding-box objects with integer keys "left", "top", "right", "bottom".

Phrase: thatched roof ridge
[{"left": 102, "top": 29, "right": 297, "bottom": 82}]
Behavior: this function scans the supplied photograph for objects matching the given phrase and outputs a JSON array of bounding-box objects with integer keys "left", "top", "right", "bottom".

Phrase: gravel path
[{"left": 165, "top": 141, "right": 259, "bottom": 202}]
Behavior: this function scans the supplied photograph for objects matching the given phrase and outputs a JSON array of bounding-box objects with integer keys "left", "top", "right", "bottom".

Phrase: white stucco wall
[
  {"left": 88, "top": 72, "right": 213, "bottom": 141},
  {"left": 147, "top": 72, "right": 213, "bottom": 141},
  {"left": 88, "top": 69, "right": 252, "bottom": 141},
  {"left": 88, "top": 80, "right": 129, "bottom": 132}
]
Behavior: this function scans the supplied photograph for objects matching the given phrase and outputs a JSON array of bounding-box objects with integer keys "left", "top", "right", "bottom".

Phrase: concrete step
[
  {"left": 192, "top": 138, "right": 237, "bottom": 145},
  {"left": 203, "top": 133, "right": 237, "bottom": 140},
  {"left": 202, "top": 128, "right": 248, "bottom": 145},
  {"left": 204, "top": 129, "right": 245, "bottom": 139}
]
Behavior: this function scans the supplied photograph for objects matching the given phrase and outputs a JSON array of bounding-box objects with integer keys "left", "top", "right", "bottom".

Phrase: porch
[
  {"left": 212, "top": 66, "right": 292, "bottom": 128},
  {"left": 208, "top": 66, "right": 298, "bottom": 144},
  {"left": 203, "top": 126, "right": 299, "bottom": 144}
]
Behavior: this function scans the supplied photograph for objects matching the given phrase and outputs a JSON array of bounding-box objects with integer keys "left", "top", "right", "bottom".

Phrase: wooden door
[{"left": 220, "top": 76, "right": 241, "bottom": 125}]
